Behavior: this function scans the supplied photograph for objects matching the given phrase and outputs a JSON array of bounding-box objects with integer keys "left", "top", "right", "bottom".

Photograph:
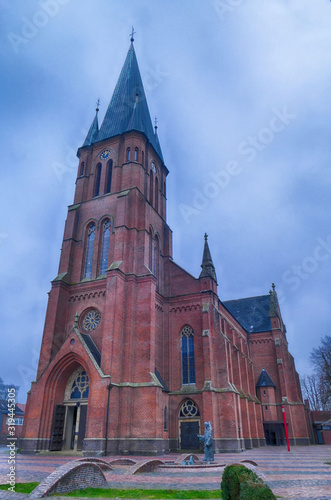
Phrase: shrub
[
  {"left": 240, "top": 480, "right": 275, "bottom": 500},
  {"left": 221, "top": 464, "right": 275, "bottom": 500},
  {"left": 221, "top": 464, "right": 255, "bottom": 500}
]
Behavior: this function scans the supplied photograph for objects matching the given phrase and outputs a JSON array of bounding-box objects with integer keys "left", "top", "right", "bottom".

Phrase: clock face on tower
[{"left": 100, "top": 150, "right": 111, "bottom": 160}]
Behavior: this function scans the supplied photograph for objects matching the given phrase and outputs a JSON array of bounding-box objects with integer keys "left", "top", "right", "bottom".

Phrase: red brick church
[{"left": 21, "top": 37, "right": 310, "bottom": 455}]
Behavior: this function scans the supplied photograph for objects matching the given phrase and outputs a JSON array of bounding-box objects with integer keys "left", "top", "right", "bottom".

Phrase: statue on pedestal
[{"left": 198, "top": 421, "right": 214, "bottom": 462}]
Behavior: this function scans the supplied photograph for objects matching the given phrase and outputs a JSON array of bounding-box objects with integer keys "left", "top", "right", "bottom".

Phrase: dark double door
[
  {"left": 180, "top": 420, "right": 200, "bottom": 450},
  {"left": 50, "top": 404, "right": 87, "bottom": 451}
]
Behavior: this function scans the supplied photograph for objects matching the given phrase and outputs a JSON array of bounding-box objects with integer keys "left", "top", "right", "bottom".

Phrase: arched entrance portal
[
  {"left": 178, "top": 399, "right": 201, "bottom": 450},
  {"left": 50, "top": 368, "right": 89, "bottom": 451}
]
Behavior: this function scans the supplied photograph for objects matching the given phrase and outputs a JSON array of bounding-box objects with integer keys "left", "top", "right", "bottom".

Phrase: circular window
[{"left": 81, "top": 309, "right": 101, "bottom": 332}]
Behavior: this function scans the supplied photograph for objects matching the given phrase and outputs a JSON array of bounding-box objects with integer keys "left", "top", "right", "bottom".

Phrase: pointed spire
[
  {"left": 82, "top": 101, "right": 99, "bottom": 147},
  {"left": 94, "top": 42, "right": 163, "bottom": 161},
  {"left": 199, "top": 233, "right": 217, "bottom": 282},
  {"left": 269, "top": 282, "right": 279, "bottom": 317}
]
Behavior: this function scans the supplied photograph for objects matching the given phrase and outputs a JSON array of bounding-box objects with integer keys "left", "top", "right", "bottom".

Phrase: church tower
[
  {"left": 21, "top": 35, "right": 309, "bottom": 455},
  {"left": 22, "top": 38, "right": 173, "bottom": 455}
]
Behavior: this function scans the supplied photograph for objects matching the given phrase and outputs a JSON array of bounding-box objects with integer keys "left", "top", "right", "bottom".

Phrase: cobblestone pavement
[{"left": 0, "top": 445, "right": 330, "bottom": 499}]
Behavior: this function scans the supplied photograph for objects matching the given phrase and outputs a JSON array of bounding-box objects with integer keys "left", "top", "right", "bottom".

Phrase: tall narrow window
[
  {"left": 149, "top": 171, "right": 154, "bottom": 205},
  {"left": 134, "top": 148, "right": 138, "bottom": 161},
  {"left": 149, "top": 229, "right": 153, "bottom": 270},
  {"left": 94, "top": 163, "right": 102, "bottom": 197},
  {"left": 127, "top": 148, "right": 131, "bottom": 161},
  {"left": 154, "top": 234, "right": 160, "bottom": 279},
  {"left": 80, "top": 161, "right": 85, "bottom": 176},
  {"left": 105, "top": 160, "right": 113, "bottom": 194},
  {"left": 142, "top": 151, "right": 144, "bottom": 166},
  {"left": 181, "top": 326, "right": 196, "bottom": 385},
  {"left": 84, "top": 223, "right": 96, "bottom": 279},
  {"left": 100, "top": 220, "right": 111, "bottom": 275},
  {"left": 164, "top": 406, "right": 168, "bottom": 431},
  {"left": 155, "top": 177, "right": 159, "bottom": 212}
]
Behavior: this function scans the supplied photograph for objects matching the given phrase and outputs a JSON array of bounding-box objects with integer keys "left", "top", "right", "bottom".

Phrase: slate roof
[
  {"left": 223, "top": 294, "right": 272, "bottom": 333},
  {"left": 81, "top": 333, "right": 101, "bottom": 366},
  {"left": 82, "top": 109, "right": 99, "bottom": 147},
  {"left": 83, "top": 42, "right": 164, "bottom": 162},
  {"left": 155, "top": 368, "right": 169, "bottom": 392},
  {"left": 256, "top": 368, "right": 276, "bottom": 388}
]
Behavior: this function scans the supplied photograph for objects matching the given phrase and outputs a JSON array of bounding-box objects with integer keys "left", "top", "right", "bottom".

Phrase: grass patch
[
  {"left": 0, "top": 482, "right": 39, "bottom": 494},
  {"left": 60, "top": 488, "right": 222, "bottom": 498}
]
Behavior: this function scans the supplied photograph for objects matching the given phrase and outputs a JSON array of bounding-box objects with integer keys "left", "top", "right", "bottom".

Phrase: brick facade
[{"left": 21, "top": 40, "right": 309, "bottom": 455}]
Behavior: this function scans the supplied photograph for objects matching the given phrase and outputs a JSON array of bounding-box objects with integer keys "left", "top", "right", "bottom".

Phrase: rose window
[{"left": 82, "top": 309, "right": 101, "bottom": 332}]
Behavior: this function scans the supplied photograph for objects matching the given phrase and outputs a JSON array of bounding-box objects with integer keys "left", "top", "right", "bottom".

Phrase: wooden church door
[
  {"left": 50, "top": 404, "right": 66, "bottom": 451},
  {"left": 180, "top": 421, "right": 200, "bottom": 449},
  {"left": 178, "top": 399, "right": 201, "bottom": 450}
]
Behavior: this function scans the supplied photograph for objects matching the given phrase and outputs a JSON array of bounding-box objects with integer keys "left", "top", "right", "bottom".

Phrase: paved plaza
[{"left": 0, "top": 445, "right": 330, "bottom": 499}]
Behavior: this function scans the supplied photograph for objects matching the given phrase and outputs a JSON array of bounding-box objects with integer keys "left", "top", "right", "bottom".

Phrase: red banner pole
[{"left": 282, "top": 405, "right": 290, "bottom": 451}]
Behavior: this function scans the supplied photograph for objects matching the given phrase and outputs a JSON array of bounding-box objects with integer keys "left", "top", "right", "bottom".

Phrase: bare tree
[
  {"left": 308, "top": 335, "right": 331, "bottom": 410},
  {"left": 301, "top": 374, "right": 328, "bottom": 411}
]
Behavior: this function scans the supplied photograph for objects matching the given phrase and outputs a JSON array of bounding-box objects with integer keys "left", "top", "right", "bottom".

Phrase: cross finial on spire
[
  {"left": 204, "top": 233, "right": 208, "bottom": 241},
  {"left": 154, "top": 116, "right": 158, "bottom": 133},
  {"left": 272, "top": 283, "right": 276, "bottom": 291},
  {"left": 96, "top": 98, "right": 100, "bottom": 112},
  {"left": 130, "top": 26, "right": 136, "bottom": 43}
]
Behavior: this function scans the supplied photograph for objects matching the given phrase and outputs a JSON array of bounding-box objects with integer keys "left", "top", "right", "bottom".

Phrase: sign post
[{"left": 282, "top": 405, "right": 290, "bottom": 451}]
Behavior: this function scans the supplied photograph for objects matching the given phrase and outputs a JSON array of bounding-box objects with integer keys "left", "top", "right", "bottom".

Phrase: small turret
[{"left": 199, "top": 233, "right": 217, "bottom": 282}]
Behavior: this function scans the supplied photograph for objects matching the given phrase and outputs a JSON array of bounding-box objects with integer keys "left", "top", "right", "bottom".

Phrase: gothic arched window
[
  {"left": 70, "top": 370, "right": 89, "bottom": 399},
  {"left": 134, "top": 148, "right": 138, "bottom": 161},
  {"left": 84, "top": 223, "right": 96, "bottom": 279},
  {"left": 149, "top": 171, "right": 154, "bottom": 205},
  {"left": 181, "top": 326, "right": 196, "bottom": 385},
  {"left": 100, "top": 219, "right": 111, "bottom": 275},
  {"left": 154, "top": 234, "right": 160, "bottom": 279},
  {"left": 179, "top": 399, "right": 200, "bottom": 418},
  {"left": 80, "top": 161, "right": 85, "bottom": 176},
  {"left": 149, "top": 229, "right": 153, "bottom": 271},
  {"left": 155, "top": 177, "right": 159, "bottom": 212},
  {"left": 164, "top": 406, "right": 168, "bottom": 431},
  {"left": 127, "top": 147, "right": 131, "bottom": 161},
  {"left": 105, "top": 160, "right": 113, "bottom": 194},
  {"left": 94, "top": 163, "right": 102, "bottom": 197}
]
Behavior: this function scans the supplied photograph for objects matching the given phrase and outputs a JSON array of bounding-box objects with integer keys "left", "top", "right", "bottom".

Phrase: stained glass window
[
  {"left": 70, "top": 370, "right": 89, "bottom": 399},
  {"left": 179, "top": 399, "right": 200, "bottom": 418},
  {"left": 100, "top": 220, "right": 111, "bottom": 275},
  {"left": 94, "top": 163, "right": 102, "bottom": 197},
  {"left": 105, "top": 160, "right": 113, "bottom": 194},
  {"left": 181, "top": 326, "right": 196, "bottom": 385},
  {"left": 82, "top": 309, "right": 101, "bottom": 332},
  {"left": 84, "top": 224, "right": 95, "bottom": 279}
]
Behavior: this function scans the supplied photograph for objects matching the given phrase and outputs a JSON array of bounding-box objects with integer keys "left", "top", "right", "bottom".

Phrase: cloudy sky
[{"left": 1, "top": 0, "right": 331, "bottom": 401}]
